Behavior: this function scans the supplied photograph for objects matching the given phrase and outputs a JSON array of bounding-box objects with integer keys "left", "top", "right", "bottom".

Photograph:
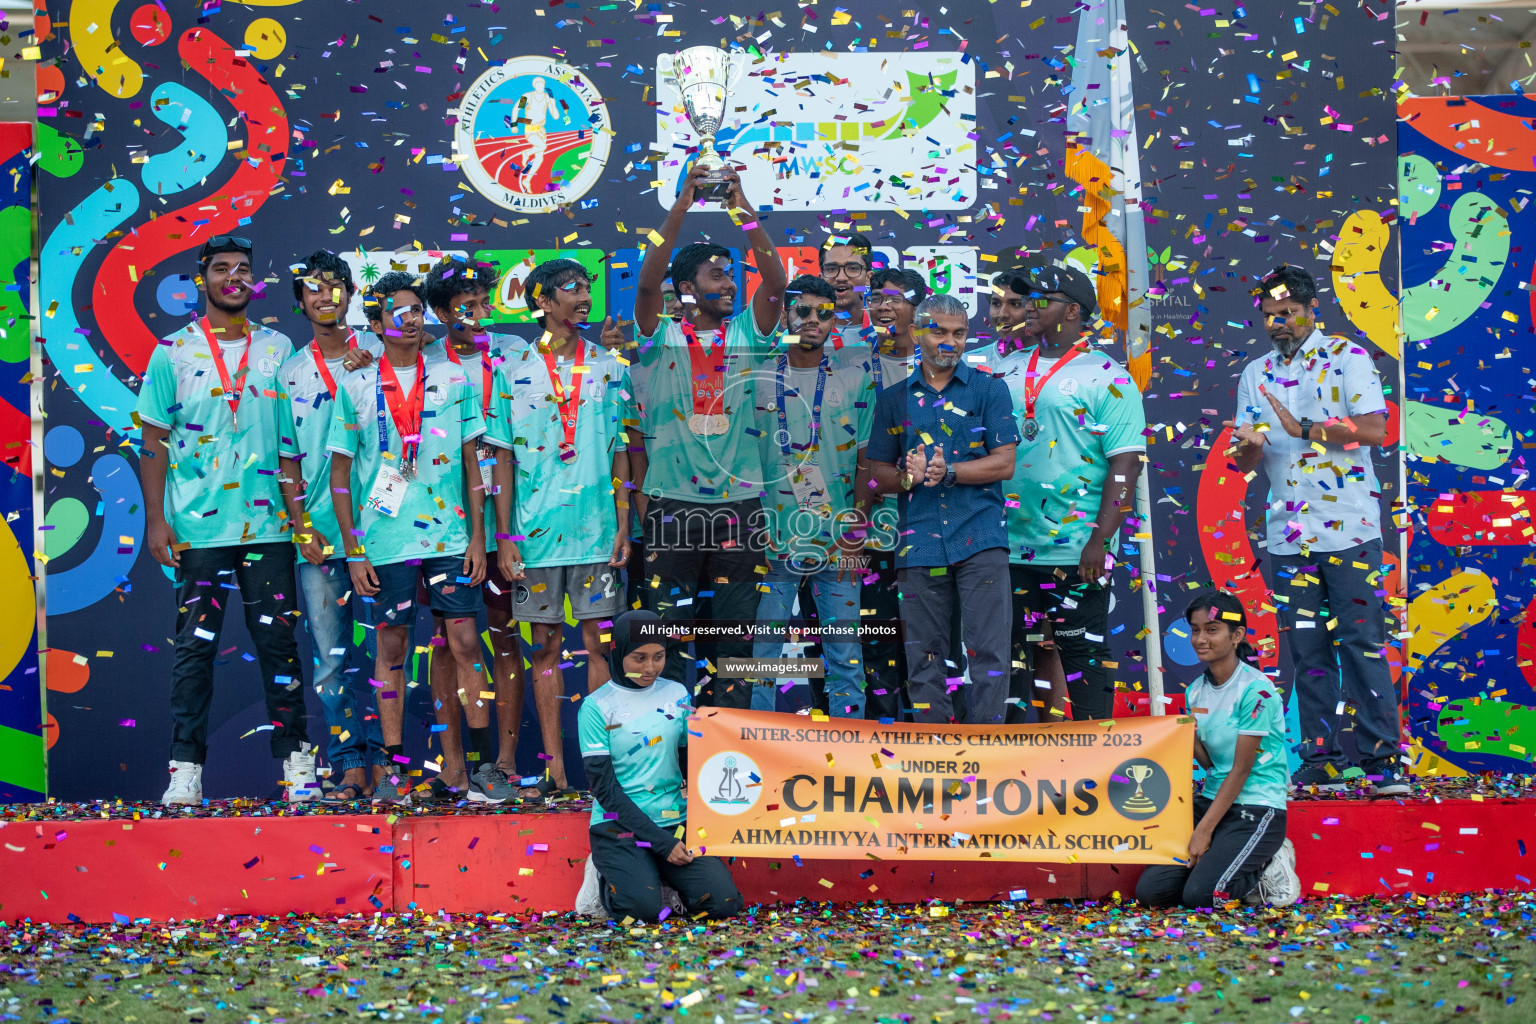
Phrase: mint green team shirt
[
  {"left": 325, "top": 359, "right": 486, "bottom": 567},
  {"left": 634, "top": 315, "right": 778, "bottom": 503},
  {"left": 275, "top": 334, "right": 383, "bottom": 557},
  {"left": 852, "top": 350, "right": 917, "bottom": 552},
  {"left": 578, "top": 677, "right": 691, "bottom": 831},
  {"left": 753, "top": 358, "right": 874, "bottom": 558},
  {"left": 483, "top": 340, "right": 635, "bottom": 569},
  {"left": 430, "top": 338, "right": 521, "bottom": 553},
  {"left": 1000, "top": 347, "right": 1146, "bottom": 565},
  {"left": 1186, "top": 660, "right": 1289, "bottom": 809},
  {"left": 135, "top": 324, "right": 294, "bottom": 548}
]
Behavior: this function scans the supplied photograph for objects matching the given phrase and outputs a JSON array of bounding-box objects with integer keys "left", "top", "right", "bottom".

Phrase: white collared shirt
[{"left": 1234, "top": 328, "right": 1388, "bottom": 555}]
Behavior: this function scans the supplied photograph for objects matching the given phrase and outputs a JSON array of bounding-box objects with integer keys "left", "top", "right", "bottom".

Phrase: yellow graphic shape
[
  {"left": 1405, "top": 569, "right": 1496, "bottom": 675},
  {"left": 244, "top": 17, "right": 287, "bottom": 60},
  {"left": 70, "top": 0, "right": 144, "bottom": 98},
  {"left": 0, "top": 524, "right": 36, "bottom": 681},
  {"left": 1331, "top": 208, "right": 1400, "bottom": 357}
]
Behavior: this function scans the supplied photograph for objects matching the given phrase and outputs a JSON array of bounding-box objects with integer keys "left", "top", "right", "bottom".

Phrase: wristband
[{"left": 942, "top": 465, "right": 958, "bottom": 488}]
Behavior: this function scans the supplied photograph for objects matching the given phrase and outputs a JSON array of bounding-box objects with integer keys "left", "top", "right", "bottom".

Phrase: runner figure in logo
[{"left": 456, "top": 58, "right": 612, "bottom": 213}]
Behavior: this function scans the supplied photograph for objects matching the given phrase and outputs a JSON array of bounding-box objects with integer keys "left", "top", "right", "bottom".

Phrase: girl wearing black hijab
[{"left": 575, "top": 610, "right": 743, "bottom": 921}]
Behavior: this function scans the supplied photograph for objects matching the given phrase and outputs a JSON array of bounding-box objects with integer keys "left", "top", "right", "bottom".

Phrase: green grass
[{"left": 3, "top": 895, "right": 1532, "bottom": 1023}]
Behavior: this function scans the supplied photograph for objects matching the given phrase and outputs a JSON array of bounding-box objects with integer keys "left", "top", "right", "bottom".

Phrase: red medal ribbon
[
  {"left": 678, "top": 320, "right": 726, "bottom": 418},
  {"left": 198, "top": 316, "right": 250, "bottom": 421},
  {"left": 481, "top": 351, "right": 496, "bottom": 418},
  {"left": 1023, "top": 341, "right": 1087, "bottom": 423},
  {"left": 540, "top": 340, "right": 586, "bottom": 457},
  {"left": 378, "top": 354, "right": 426, "bottom": 466},
  {"left": 309, "top": 330, "right": 358, "bottom": 400}
]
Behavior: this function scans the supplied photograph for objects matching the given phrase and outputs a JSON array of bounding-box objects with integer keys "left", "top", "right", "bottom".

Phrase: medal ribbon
[
  {"left": 1022, "top": 341, "right": 1087, "bottom": 428},
  {"left": 376, "top": 354, "right": 426, "bottom": 469},
  {"left": 540, "top": 340, "right": 586, "bottom": 454},
  {"left": 198, "top": 317, "right": 250, "bottom": 421},
  {"left": 679, "top": 320, "right": 726, "bottom": 418},
  {"left": 309, "top": 330, "right": 359, "bottom": 400},
  {"left": 481, "top": 350, "right": 496, "bottom": 418},
  {"left": 774, "top": 355, "right": 828, "bottom": 457}
]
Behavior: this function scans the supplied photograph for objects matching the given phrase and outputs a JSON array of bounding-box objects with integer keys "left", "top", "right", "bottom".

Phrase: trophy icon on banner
[
  {"left": 666, "top": 45, "right": 742, "bottom": 204},
  {"left": 1121, "top": 763, "right": 1158, "bottom": 814}
]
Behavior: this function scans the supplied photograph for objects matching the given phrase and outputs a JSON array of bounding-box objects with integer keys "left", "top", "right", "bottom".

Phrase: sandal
[
  {"left": 522, "top": 775, "right": 580, "bottom": 802},
  {"left": 324, "top": 781, "right": 368, "bottom": 804}
]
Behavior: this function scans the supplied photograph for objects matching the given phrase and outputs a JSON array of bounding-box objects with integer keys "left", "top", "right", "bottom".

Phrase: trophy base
[{"left": 692, "top": 164, "right": 735, "bottom": 205}]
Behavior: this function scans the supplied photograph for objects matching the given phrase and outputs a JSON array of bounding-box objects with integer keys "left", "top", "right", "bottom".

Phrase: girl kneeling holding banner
[
  {"left": 576, "top": 610, "right": 743, "bottom": 921},
  {"left": 1137, "top": 590, "right": 1300, "bottom": 908}
]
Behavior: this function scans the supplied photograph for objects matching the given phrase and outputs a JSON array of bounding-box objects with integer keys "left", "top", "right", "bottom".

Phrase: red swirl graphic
[{"left": 1195, "top": 428, "right": 1279, "bottom": 668}]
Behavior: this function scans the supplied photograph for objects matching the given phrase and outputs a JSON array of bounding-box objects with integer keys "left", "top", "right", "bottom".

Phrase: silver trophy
[{"left": 666, "top": 46, "right": 742, "bottom": 204}]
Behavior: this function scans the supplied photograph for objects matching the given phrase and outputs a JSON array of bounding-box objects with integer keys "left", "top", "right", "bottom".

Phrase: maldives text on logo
[
  {"left": 456, "top": 58, "right": 612, "bottom": 213},
  {"left": 655, "top": 53, "right": 976, "bottom": 211}
]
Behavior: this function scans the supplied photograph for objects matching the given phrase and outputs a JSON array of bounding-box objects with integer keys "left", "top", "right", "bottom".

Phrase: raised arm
[
  {"left": 635, "top": 165, "right": 709, "bottom": 338},
  {"left": 722, "top": 172, "right": 786, "bottom": 337}
]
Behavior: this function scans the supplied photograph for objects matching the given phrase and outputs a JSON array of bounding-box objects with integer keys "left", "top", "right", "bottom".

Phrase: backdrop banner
[{"left": 687, "top": 709, "right": 1193, "bottom": 864}]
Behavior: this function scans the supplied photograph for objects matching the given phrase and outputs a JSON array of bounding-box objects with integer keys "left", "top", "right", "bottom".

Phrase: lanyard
[
  {"left": 445, "top": 343, "right": 463, "bottom": 366},
  {"left": 540, "top": 339, "right": 586, "bottom": 457},
  {"left": 774, "top": 356, "right": 828, "bottom": 456},
  {"left": 376, "top": 355, "right": 426, "bottom": 469},
  {"left": 1023, "top": 341, "right": 1086, "bottom": 424},
  {"left": 309, "top": 330, "right": 358, "bottom": 400},
  {"left": 679, "top": 320, "right": 726, "bottom": 416},
  {"left": 198, "top": 317, "right": 250, "bottom": 423},
  {"left": 480, "top": 351, "right": 496, "bottom": 418}
]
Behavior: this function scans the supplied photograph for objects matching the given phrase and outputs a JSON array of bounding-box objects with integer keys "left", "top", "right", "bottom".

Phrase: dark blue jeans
[{"left": 169, "top": 542, "right": 308, "bottom": 764}]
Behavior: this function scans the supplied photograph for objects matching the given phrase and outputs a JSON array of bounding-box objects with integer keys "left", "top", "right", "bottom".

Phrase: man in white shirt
[{"left": 1224, "top": 265, "right": 1405, "bottom": 797}]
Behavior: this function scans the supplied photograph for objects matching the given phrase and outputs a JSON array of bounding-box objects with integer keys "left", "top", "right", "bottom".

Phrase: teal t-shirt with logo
[
  {"left": 325, "top": 358, "right": 486, "bottom": 567},
  {"left": 135, "top": 323, "right": 294, "bottom": 548},
  {"left": 753, "top": 357, "right": 874, "bottom": 562},
  {"left": 1186, "top": 660, "right": 1289, "bottom": 810},
  {"left": 633, "top": 314, "right": 778, "bottom": 503},
  {"left": 484, "top": 339, "right": 636, "bottom": 568},
  {"left": 578, "top": 677, "right": 691, "bottom": 831},
  {"left": 1003, "top": 346, "right": 1146, "bottom": 565},
  {"left": 430, "top": 338, "right": 522, "bottom": 553}
]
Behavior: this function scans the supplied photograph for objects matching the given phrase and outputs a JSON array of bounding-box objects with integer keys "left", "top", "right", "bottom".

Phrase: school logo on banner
[
  {"left": 456, "top": 58, "right": 612, "bottom": 213},
  {"left": 1107, "top": 758, "right": 1171, "bottom": 819},
  {"left": 698, "top": 751, "right": 761, "bottom": 816},
  {"left": 654, "top": 52, "right": 976, "bottom": 212}
]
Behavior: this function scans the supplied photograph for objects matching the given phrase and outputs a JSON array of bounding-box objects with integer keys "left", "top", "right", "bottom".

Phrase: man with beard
[
  {"left": 138, "top": 236, "right": 317, "bottom": 805},
  {"left": 1224, "top": 265, "right": 1403, "bottom": 796},
  {"left": 631, "top": 164, "right": 787, "bottom": 706},
  {"left": 865, "top": 295, "right": 1019, "bottom": 725}
]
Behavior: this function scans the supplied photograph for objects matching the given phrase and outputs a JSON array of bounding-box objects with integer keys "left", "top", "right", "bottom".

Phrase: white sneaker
[
  {"left": 283, "top": 744, "right": 320, "bottom": 802},
  {"left": 1255, "top": 838, "right": 1300, "bottom": 907},
  {"left": 574, "top": 855, "right": 605, "bottom": 918},
  {"left": 162, "top": 760, "right": 203, "bottom": 806}
]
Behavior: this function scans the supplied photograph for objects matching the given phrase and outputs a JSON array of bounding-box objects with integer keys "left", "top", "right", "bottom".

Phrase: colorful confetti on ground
[{"left": 3, "top": 894, "right": 1533, "bottom": 1023}]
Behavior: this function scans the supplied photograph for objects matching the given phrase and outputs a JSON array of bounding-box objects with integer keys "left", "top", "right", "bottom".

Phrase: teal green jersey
[
  {"left": 484, "top": 339, "right": 636, "bottom": 568},
  {"left": 753, "top": 357, "right": 874, "bottom": 560},
  {"left": 325, "top": 357, "right": 487, "bottom": 568},
  {"left": 1187, "top": 660, "right": 1289, "bottom": 810},
  {"left": 633, "top": 315, "right": 778, "bottom": 503},
  {"left": 999, "top": 346, "right": 1146, "bottom": 565},
  {"left": 429, "top": 337, "right": 522, "bottom": 553},
  {"left": 578, "top": 677, "right": 691, "bottom": 831},
  {"left": 135, "top": 322, "right": 294, "bottom": 548},
  {"left": 274, "top": 334, "right": 382, "bottom": 557}
]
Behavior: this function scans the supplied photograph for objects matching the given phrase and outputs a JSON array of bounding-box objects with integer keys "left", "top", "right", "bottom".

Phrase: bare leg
[
  {"left": 528, "top": 622, "right": 568, "bottom": 790},
  {"left": 581, "top": 617, "right": 612, "bottom": 692},
  {"left": 487, "top": 607, "right": 526, "bottom": 774},
  {"left": 375, "top": 626, "right": 410, "bottom": 749},
  {"left": 445, "top": 614, "right": 492, "bottom": 738},
  {"left": 428, "top": 615, "right": 468, "bottom": 791}
]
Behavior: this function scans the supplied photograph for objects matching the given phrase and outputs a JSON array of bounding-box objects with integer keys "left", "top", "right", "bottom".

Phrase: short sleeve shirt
[
  {"left": 427, "top": 337, "right": 520, "bottom": 552},
  {"left": 578, "top": 678, "right": 692, "bottom": 831},
  {"left": 1235, "top": 329, "right": 1388, "bottom": 555},
  {"left": 325, "top": 359, "right": 486, "bottom": 567},
  {"left": 1186, "top": 660, "right": 1289, "bottom": 810},
  {"left": 851, "top": 348, "right": 917, "bottom": 552},
  {"left": 135, "top": 322, "right": 293, "bottom": 548},
  {"left": 484, "top": 340, "right": 637, "bottom": 568},
  {"left": 752, "top": 358, "right": 876, "bottom": 560},
  {"left": 632, "top": 315, "right": 778, "bottom": 503},
  {"left": 865, "top": 359, "right": 1021, "bottom": 568},
  {"left": 1000, "top": 346, "right": 1147, "bottom": 565}
]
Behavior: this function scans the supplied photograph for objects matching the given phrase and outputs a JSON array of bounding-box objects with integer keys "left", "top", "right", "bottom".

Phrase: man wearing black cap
[{"left": 1007, "top": 262, "right": 1146, "bottom": 722}]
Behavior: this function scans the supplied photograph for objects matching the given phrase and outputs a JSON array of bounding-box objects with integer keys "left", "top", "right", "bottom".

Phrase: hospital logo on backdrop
[
  {"left": 455, "top": 57, "right": 613, "bottom": 213},
  {"left": 654, "top": 52, "right": 976, "bottom": 212}
]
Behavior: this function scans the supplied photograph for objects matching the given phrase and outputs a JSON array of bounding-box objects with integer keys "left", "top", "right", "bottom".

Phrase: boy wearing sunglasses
[
  {"left": 138, "top": 235, "right": 318, "bottom": 806},
  {"left": 749, "top": 275, "right": 876, "bottom": 718},
  {"left": 1008, "top": 263, "right": 1145, "bottom": 723}
]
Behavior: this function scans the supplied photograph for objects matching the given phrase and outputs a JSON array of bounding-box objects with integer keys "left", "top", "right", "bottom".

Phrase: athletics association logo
[
  {"left": 455, "top": 58, "right": 612, "bottom": 214},
  {"left": 698, "top": 751, "right": 761, "bottom": 817}
]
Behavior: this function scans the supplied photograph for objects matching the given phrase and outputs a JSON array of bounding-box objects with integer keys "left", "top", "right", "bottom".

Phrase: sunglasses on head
[
  {"left": 792, "top": 305, "right": 836, "bottom": 322},
  {"left": 199, "top": 235, "right": 252, "bottom": 261}
]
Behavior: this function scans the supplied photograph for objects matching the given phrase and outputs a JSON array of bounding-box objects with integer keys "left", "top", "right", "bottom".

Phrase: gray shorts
[{"left": 515, "top": 561, "right": 625, "bottom": 623}]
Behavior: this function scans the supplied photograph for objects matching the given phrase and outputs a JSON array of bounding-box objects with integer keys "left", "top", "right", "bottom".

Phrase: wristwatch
[
  {"left": 1297, "top": 418, "right": 1314, "bottom": 441},
  {"left": 942, "top": 465, "right": 958, "bottom": 488}
]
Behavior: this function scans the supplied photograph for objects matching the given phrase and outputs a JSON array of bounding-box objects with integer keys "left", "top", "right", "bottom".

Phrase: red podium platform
[{"left": 3, "top": 797, "right": 1528, "bottom": 923}]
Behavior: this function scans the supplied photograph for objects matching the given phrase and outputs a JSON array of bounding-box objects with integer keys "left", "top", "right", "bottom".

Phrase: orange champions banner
[{"left": 687, "top": 709, "right": 1194, "bottom": 864}]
